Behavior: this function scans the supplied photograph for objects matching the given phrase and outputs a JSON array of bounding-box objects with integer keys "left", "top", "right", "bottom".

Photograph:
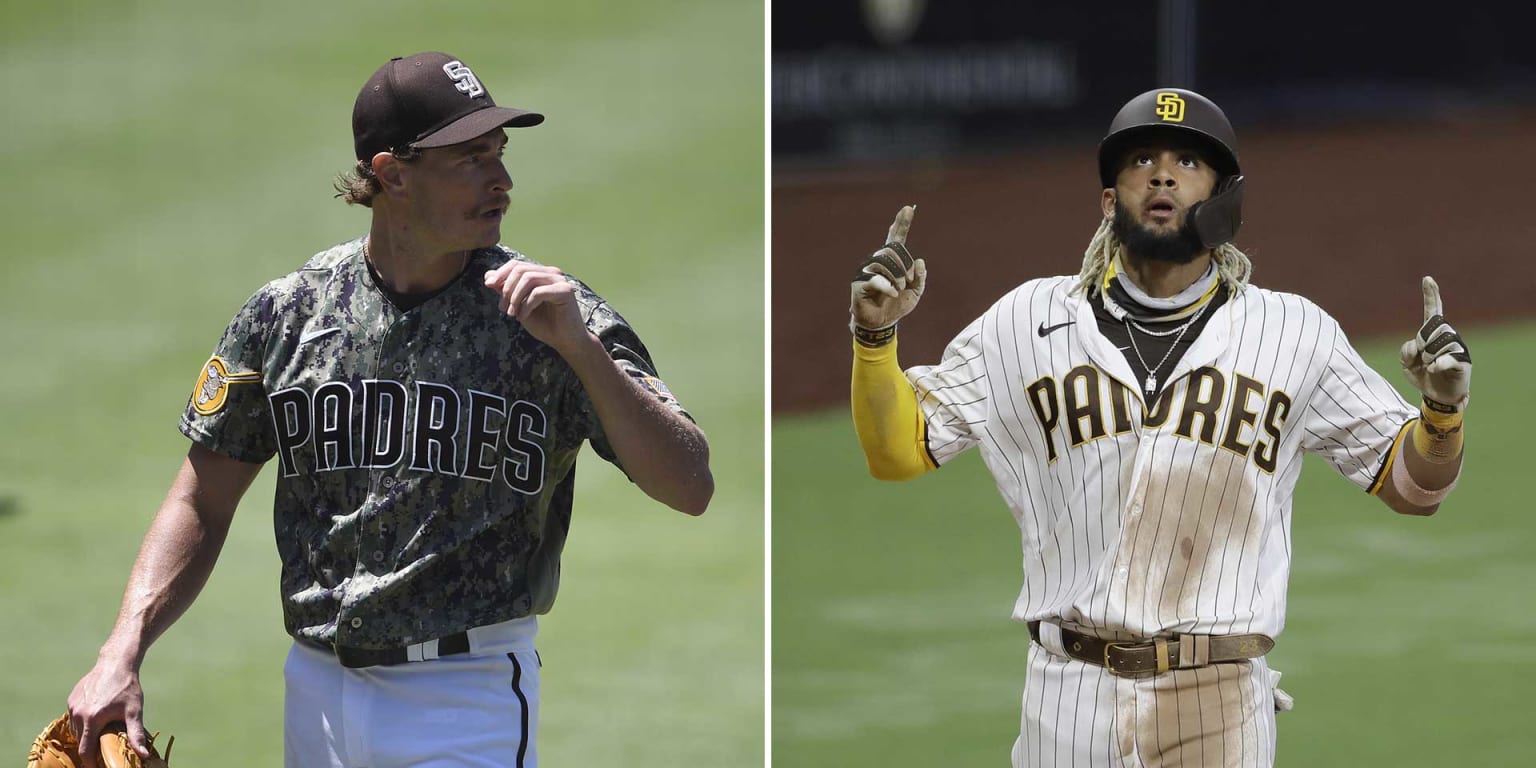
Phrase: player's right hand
[
  {"left": 67, "top": 658, "right": 152, "bottom": 768},
  {"left": 850, "top": 205, "right": 926, "bottom": 336}
]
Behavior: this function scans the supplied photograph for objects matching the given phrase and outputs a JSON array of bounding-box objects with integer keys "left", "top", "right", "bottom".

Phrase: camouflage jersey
[{"left": 179, "top": 238, "right": 688, "bottom": 649}]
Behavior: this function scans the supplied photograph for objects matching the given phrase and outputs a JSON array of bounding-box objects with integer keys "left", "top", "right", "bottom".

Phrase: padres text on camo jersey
[{"left": 180, "top": 239, "right": 688, "bottom": 647}]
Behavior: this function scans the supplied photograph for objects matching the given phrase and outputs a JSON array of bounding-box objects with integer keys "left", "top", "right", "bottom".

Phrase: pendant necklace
[{"left": 1123, "top": 297, "right": 1213, "bottom": 395}]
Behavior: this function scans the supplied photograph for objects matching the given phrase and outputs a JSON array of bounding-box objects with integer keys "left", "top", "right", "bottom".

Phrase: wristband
[
  {"left": 853, "top": 324, "right": 898, "bottom": 348},
  {"left": 1421, "top": 395, "right": 1464, "bottom": 417}
]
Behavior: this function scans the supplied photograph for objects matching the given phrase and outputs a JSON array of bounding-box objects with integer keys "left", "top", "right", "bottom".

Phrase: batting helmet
[
  {"left": 1098, "top": 88, "right": 1245, "bottom": 248},
  {"left": 1097, "top": 88, "right": 1239, "bottom": 188}
]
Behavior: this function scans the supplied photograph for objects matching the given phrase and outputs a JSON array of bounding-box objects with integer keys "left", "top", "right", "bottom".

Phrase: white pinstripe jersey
[{"left": 908, "top": 276, "right": 1414, "bottom": 640}]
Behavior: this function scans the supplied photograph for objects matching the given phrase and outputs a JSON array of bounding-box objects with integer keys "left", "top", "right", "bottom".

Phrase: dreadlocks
[{"left": 1072, "top": 215, "right": 1252, "bottom": 297}]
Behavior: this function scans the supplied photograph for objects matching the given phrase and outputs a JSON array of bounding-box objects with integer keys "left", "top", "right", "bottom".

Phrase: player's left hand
[
  {"left": 1399, "top": 275, "right": 1472, "bottom": 411},
  {"left": 483, "top": 262, "right": 591, "bottom": 353}
]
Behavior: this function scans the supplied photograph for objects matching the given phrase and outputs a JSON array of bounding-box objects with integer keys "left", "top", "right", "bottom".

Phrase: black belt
[
  {"left": 1028, "top": 621, "right": 1273, "bottom": 678},
  {"left": 300, "top": 631, "right": 472, "bottom": 669}
]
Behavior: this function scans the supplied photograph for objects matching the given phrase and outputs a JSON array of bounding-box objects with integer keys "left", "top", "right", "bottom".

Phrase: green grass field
[
  {"left": 0, "top": 2, "right": 762, "bottom": 765},
  {"left": 773, "top": 324, "right": 1536, "bottom": 767}
]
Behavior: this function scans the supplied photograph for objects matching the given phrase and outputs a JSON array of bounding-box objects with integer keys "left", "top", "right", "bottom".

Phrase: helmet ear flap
[{"left": 1188, "top": 175, "right": 1245, "bottom": 248}]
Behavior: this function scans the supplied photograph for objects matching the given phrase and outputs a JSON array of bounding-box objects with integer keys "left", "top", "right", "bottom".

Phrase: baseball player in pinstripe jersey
[
  {"left": 65, "top": 52, "right": 713, "bottom": 768},
  {"left": 849, "top": 88, "right": 1471, "bottom": 766}
]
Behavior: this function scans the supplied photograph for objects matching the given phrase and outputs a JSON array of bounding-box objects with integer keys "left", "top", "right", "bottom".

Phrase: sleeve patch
[
  {"left": 191, "top": 356, "right": 262, "bottom": 416},
  {"left": 635, "top": 374, "right": 677, "bottom": 404}
]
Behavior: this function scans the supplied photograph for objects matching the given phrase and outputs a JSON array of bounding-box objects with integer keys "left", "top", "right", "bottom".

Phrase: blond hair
[{"left": 1072, "top": 216, "right": 1252, "bottom": 297}]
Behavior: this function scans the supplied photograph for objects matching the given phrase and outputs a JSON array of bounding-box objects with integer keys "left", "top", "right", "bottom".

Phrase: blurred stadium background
[
  {"left": 0, "top": 1, "right": 762, "bottom": 765},
  {"left": 772, "top": 2, "right": 1535, "bottom": 766}
]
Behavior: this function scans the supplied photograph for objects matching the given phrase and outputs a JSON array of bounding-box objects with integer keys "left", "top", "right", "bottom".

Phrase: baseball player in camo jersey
[
  {"left": 65, "top": 51, "right": 712, "bottom": 768},
  {"left": 849, "top": 88, "right": 1471, "bottom": 766}
]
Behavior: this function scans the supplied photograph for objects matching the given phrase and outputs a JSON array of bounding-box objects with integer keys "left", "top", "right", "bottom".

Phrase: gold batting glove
[{"left": 851, "top": 205, "right": 926, "bottom": 347}]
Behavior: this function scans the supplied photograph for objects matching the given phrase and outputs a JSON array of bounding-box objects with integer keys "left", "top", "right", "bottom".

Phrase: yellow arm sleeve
[{"left": 851, "top": 337, "right": 937, "bottom": 481}]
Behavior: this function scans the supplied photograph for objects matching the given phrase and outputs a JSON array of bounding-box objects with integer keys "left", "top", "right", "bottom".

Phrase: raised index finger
[
  {"left": 1421, "top": 275, "right": 1443, "bottom": 322},
  {"left": 886, "top": 205, "right": 915, "bottom": 246}
]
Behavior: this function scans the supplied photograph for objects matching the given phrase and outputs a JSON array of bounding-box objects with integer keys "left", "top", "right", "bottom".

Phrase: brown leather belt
[{"left": 1028, "top": 621, "right": 1273, "bottom": 678}]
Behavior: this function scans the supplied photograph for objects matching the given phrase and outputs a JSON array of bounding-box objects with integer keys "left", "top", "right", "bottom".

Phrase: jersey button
[
  {"left": 382, "top": 476, "right": 395, "bottom": 488},
  {"left": 392, "top": 362, "right": 405, "bottom": 374},
  {"left": 350, "top": 617, "right": 363, "bottom": 629},
  {"left": 373, "top": 551, "right": 385, "bottom": 562}
]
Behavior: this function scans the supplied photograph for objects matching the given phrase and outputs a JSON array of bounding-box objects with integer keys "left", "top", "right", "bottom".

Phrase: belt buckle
[
  {"left": 1102, "top": 641, "right": 1135, "bottom": 677},
  {"left": 1102, "top": 638, "right": 1169, "bottom": 678}
]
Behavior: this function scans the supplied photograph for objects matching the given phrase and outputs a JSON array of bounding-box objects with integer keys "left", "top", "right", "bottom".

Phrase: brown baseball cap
[{"left": 352, "top": 52, "right": 544, "bottom": 161}]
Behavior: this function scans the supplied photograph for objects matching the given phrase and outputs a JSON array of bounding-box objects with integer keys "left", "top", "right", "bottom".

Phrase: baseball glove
[{"left": 26, "top": 714, "right": 172, "bottom": 768}]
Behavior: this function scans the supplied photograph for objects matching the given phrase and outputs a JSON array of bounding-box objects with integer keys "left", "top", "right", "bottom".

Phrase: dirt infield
[{"left": 772, "top": 109, "right": 1536, "bottom": 413}]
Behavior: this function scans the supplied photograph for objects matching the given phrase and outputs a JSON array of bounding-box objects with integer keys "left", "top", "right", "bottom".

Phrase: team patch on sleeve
[{"left": 191, "top": 356, "right": 262, "bottom": 416}]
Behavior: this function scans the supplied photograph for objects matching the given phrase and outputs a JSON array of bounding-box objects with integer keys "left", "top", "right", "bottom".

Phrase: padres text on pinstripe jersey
[
  {"left": 908, "top": 276, "right": 1414, "bottom": 640},
  {"left": 180, "top": 238, "right": 688, "bottom": 649}
]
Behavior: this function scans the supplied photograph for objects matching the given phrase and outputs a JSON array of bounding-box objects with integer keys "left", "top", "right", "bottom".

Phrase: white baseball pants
[
  {"left": 1012, "top": 636, "right": 1285, "bottom": 767},
  {"left": 283, "top": 617, "right": 541, "bottom": 768}
]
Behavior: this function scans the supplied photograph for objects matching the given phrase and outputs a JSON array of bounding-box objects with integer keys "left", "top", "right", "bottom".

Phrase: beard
[{"left": 1111, "top": 199, "right": 1205, "bottom": 265}]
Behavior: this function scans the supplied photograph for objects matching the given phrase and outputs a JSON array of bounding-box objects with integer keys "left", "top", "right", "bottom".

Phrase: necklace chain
[
  {"left": 1128, "top": 312, "right": 1199, "bottom": 336},
  {"left": 1124, "top": 297, "right": 1213, "bottom": 395}
]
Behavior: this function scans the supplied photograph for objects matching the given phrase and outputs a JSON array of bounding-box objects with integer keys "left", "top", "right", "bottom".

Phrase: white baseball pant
[
  {"left": 1012, "top": 632, "right": 1287, "bottom": 767},
  {"left": 283, "top": 616, "right": 541, "bottom": 768}
]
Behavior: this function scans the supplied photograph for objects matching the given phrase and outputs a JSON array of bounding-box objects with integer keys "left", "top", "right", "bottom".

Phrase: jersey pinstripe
[
  {"left": 1014, "top": 644, "right": 1278, "bottom": 767},
  {"left": 907, "top": 276, "right": 1414, "bottom": 640}
]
